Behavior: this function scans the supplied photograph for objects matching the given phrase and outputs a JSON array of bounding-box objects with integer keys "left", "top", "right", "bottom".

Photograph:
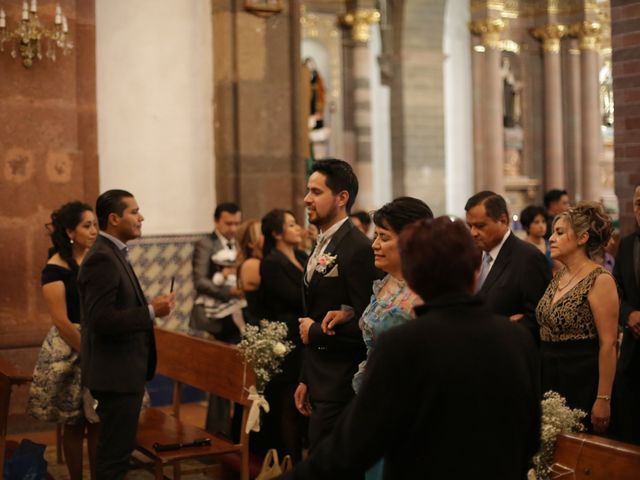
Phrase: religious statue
[
  {"left": 500, "top": 56, "right": 522, "bottom": 128},
  {"left": 600, "top": 61, "right": 614, "bottom": 128},
  {"left": 304, "top": 57, "right": 326, "bottom": 129}
]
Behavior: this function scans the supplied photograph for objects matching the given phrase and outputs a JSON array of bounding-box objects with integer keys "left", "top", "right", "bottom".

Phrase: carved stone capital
[
  {"left": 469, "top": 18, "right": 506, "bottom": 50},
  {"left": 340, "top": 9, "right": 381, "bottom": 43},
  {"left": 569, "top": 21, "right": 602, "bottom": 51},
  {"left": 531, "top": 24, "right": 567, "bottom": 53}
]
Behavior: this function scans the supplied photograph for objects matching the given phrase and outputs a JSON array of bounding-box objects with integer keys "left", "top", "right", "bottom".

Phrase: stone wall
[
  {"left": 612, "top": 0, "right": 640, "bottom": 235},
  {"left": 213, "top": 0, "right": 306, "bottom": 223},
  {"left": 0, "top": 0, "right": 98, "bottom": 416}
]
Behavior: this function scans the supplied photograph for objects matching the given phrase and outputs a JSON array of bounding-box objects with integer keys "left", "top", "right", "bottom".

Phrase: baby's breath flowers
[
  {"left": 531, "top": 391, "right": 586, "bottom": 480},
  {"left": 238, "top": 320, "right": 294, "bottom": 393}
]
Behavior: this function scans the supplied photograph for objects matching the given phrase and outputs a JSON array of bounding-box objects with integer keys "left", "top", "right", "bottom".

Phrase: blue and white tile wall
[{"left": 128, "top": 233, "right": 206, "bottom": 332}]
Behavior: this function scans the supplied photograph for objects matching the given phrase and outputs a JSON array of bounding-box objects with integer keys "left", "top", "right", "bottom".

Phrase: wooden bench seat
[
  {"left": 135, "top": 327, "right": 256, "bottom": 480},
  {"left": 551, "top": 432, "right": 640, "bottom": 479}
]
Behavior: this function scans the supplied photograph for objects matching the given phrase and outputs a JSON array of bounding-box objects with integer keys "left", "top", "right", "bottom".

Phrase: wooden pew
[
  {"left": 135, "top": 327, "right": 255, "bottom": 480},
  {"left": 551, "top": 432, "right": 640, "bottom": 479},
  {"left": 0, "top": 356, "right": 32, "bottom": 475}
]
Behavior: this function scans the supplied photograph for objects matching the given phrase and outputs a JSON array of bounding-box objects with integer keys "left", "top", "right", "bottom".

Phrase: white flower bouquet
[
  {"left": 531, "top": 391, "right": 586, "bottom": 480},
  {"left": 238, "top": 320, "right": 295, "bottom": 433},
  {"left": 238, "top": 320, "right": 294, "bottom": 394}
]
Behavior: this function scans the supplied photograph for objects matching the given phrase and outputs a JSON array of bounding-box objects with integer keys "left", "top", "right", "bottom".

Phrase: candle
[
  {"left": 62, "top": 15, "right": 68, "bottom": 33},
  {"left": 0, "top": 9, "right": 5, "bottom": 28},
  {"left": 30, "top": 0, "right": 37, "bottom": 14},
  {"left": 55, "top": 4, "right": 61, "bottom": 24}
]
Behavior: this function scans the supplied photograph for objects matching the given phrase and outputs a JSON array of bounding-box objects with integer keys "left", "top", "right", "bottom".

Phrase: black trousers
[
  {"left": 611, "top": 367, "right": 640, "bottom": 445},
  {"left": 92, "top": 390, "right": 144, "bottom": 480},
  {"left": 308, "top": 400, "right": 348, "bottom": 452}
]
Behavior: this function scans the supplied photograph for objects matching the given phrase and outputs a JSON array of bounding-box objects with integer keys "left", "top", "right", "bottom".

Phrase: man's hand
[
  {"left": 151, "top": 292, "right": 176, "bottom": 318},
  {"left": 294, "top": 383, "right": 312, "bottom": 416},
  {"left": 229, "top": 287, "right": 244, "bottom": 298},
  {"left": 628, "top": 311, "right": 640, "bottom": 338},
  {"left": 321, "top": 309, "right": 354, "bottom": 335},
  {"left": 299, "top": 317, "right": 314, "bottom": 345}
]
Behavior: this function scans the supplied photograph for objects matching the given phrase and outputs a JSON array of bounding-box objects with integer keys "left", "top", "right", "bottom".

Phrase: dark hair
[
  {"left": 311, "top": 159, "right": 359, "bottom": 213},
  {"left": 261, "top": 209, "right": 294, "bottom": 257},
  {"left": 214, "top": 202, "right": 240, "bottom": 221},
  {"left": 373, "top": 197, "right": 434, "bottom": 234},
  {"left": 543, "top": 189, "right": 568, "bottom": 209},
  {"left": 464, "top": 191, "right": 509, "bottom": 222},
  {"left": 96, "top": 189, "right": 133, "bottom": 230},
  {"left": 519, "top": 205, "right": 547, "bottom": 233},
  {"left": 47, "top": 201, "right": 93, "bottom": 272},
  {"left": 399, "top": 216, "right": 481, "bottom": 301},
  {"left": 350, "top": 211, "right": 372, "bottom": 228}
]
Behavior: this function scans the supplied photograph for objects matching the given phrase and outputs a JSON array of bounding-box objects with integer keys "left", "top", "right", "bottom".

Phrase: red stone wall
[
  {"left": 0, "top": 0, "right": 98, "bottom": 402},
  {"left": 612, "top": 0, "right": 640, "bottom": 235}
]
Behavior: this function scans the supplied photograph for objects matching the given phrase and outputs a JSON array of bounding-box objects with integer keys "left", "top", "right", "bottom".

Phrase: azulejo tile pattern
[{"left": 128, "top": 234, "right": 206, "bottom": 332}]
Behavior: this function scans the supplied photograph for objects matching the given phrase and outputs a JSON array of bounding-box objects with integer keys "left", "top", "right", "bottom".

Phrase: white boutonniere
[{"left": 315, "top": 252, "right": 337, "bottom": 274}]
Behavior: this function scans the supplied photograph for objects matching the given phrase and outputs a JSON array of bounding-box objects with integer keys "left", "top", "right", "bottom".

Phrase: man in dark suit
[
  {"left": 191, "top": 202, "right": 244, "bottom": 436},
  {"left": 294, "top": 159, "right": 381, "bottom": 450},
  {"left": 612, "top": 184, "right": 640, "bottom": 445},
  {"left": 465, "top": 191, "right": 551, "bottom": 343},
  {"left": 543, "top": 189, "right": 570, "bottom": 239},
  {"left": 279, "top": 217, "right": 540, "bottom": 479},
  {"left": 78, "top": 190, "right": 175, "bottom": 480},
  {"left": 191, "top": 202, "right": 243, "bottom": 343}
]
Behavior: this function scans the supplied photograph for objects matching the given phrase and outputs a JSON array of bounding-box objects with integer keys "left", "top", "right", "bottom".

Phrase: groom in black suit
[
  {"left": 612, "top": 184, "right": 640, "bottom": 445},
  {"left": 295, "top": 159, "right": 381, "bottom": 450},
  {"left": 465, "top": 191, "right": 550, "bottom": 343},
  {"left": 78, "top": 190, "right": 175, "bottom": 479}
]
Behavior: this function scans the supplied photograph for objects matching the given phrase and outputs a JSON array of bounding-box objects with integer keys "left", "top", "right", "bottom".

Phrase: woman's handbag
[{"left": 256, "top": 449, "right": 282, "bottom": 480}]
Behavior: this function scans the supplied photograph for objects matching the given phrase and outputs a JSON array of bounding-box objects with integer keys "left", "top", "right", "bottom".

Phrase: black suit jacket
[
  {"left": 302, "top": 219, "right": 381, "bottom": 403},
  {"left": 614, "top": 233, "right": 640, "bottom": 372},
  {"left": 78, "top": 235, "right": 156, "bottom": 393},
  {"left": 260, "top": 248, "right": 308, "bottom": 382},
  {"left": 479, "top": 232, "right": 551, "bottom": 343},
  {"left": 280, "top": 295, "right": 541, "bottom": 479}
]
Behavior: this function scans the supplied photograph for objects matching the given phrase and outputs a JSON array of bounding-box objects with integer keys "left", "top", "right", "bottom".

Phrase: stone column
[
  {"left": 341, "top": 7, "right": 380, "bottom": 209},
  {"left": 572, "top": 21, "right": 603, "bottom": 202},
  {"left": 564, "top": 38, "right": 582, "bottom": 201},
  {"left": 471, "top": 41, "right": 485, "bottom": 192},
  {"left": 532, "top": 24, "right": 566, "bottom": 190},
  {"left": 470, "top": 19, "right": 506, "bottom": 194}
]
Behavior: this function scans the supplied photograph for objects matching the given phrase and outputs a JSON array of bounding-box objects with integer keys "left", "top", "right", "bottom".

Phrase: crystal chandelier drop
[{"left": 0, "top": 0, "right": 73, "bottom": 68}]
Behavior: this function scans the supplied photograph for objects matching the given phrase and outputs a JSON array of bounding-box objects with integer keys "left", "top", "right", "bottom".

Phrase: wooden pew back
[
  {"left": 0, "top": 356, "right": 32, "bottom": 476},
  {"left": 153, "top": 327, "right": 255, "bottom": 407},
  {"left": 552, "top": 432, "right": 640, "bottom": 480},
  {"left": 135, "top": 328, "right": 256, "bottom": 480}
]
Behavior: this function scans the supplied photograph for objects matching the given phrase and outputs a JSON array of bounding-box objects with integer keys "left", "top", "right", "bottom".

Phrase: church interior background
[{"left": 1, "top": 0, "right": 639, "bottom": 427}]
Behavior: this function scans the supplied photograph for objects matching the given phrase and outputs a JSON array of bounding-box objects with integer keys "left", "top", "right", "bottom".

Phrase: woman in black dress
[
  {"left": 259, "top": 209, "right": 308, "bottom": 461},
  {"left": 27, "top": 201, "right": 100, "bottom": 479},
  {"left": 536, "top": 202, "right": 618, "bottom": 433}
]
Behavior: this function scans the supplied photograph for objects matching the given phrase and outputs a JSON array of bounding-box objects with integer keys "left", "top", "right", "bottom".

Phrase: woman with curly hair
[
  {"left": 27, "top": 201, "right": 100, "bottom": 479},
  {"left": 536, "top": 201, "right": 619, "bottom": 433}
]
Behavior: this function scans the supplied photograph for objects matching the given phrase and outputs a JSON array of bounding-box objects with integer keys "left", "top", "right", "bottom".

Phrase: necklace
[{"left": 557, "top": 262, "right": 588, "bottom": 291}]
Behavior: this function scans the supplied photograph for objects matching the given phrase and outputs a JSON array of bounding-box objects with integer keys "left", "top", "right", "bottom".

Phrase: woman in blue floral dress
[{"left": 322, "top": 196, "right": 433, "bottom": 480}]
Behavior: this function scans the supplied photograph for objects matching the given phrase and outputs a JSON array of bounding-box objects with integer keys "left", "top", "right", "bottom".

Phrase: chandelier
[{"left": 0, "top": 0, "right": 73, "bottom": 68}]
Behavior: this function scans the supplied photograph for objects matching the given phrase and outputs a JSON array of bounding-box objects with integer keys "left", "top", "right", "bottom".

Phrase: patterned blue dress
[{"left": 352, "top": 275, "right": 420, "bottom": 479}]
